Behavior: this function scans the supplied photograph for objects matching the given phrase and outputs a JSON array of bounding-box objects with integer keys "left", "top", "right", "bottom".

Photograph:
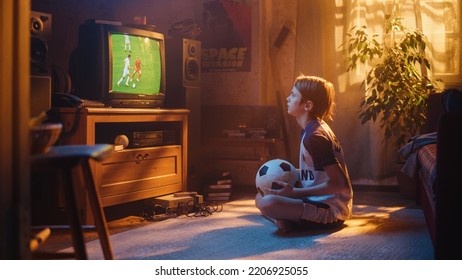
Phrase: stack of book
[
  {"left": 222, "top": 128, "right": 268, "bottom": 139},
  {"left": 247, "top": 128, "right": 267, "bottom": 139},
  {"left": 222, "top": 129, "right": 246, "bottom": 139},
  {"left": 204, "top": 170, "right": 233, "bottom": 201}
]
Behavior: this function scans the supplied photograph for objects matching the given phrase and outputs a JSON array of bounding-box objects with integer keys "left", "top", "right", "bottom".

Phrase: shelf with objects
[{"left": 200, "top": 105, "right": 285, "bottom": 193}]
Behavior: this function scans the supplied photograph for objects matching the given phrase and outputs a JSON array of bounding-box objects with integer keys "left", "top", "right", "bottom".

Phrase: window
[{"left": 347, "top": 0, "right": 460, "bottom": 85}]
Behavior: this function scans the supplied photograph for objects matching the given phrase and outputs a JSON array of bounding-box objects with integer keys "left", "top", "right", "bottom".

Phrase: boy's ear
[{"left": 304, "top": 100, "right": 313, "bottom": 111}]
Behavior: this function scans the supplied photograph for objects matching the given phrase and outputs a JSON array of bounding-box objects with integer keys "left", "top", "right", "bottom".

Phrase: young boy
[{"left": 255, "top": 75, "right": 353, "bottom": 232}]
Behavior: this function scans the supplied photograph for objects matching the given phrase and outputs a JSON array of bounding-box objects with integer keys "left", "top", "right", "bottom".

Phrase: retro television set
[{"left": 71, "top": 20, "right": 166, "bottom": 108}]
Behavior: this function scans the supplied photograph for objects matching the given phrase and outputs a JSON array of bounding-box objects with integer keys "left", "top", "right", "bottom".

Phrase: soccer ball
[
  {"left": 255, "top": 158, "right": 300, "bottom": 196},
  {"left": 132, "top": 83, "right": 136, "bottom": 88}
]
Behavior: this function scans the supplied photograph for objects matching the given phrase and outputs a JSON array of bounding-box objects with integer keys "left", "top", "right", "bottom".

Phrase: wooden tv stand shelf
[{"left": 57, "top": 107, "right": 189, "bottom": 221}]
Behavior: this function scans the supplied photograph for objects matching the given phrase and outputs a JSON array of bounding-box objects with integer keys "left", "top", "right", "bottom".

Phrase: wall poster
[{"left": 201, "top": 0, "right": 251, "bottom": 72}]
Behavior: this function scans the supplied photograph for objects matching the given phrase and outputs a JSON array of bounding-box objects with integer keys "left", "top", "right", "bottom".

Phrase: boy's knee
[{"left": 257, "top": 195, "right": 277, "bottom": 216}]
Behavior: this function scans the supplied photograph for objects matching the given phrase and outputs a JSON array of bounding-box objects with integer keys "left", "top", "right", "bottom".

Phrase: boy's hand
[
  {"left": 264, "top": 180, "right": 294, "bottom": 197},
  {"left": 271, "top": 181, "right": 284, "bottom": 190}
]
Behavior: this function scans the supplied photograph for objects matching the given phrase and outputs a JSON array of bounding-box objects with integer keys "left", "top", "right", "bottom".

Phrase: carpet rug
[{"left": 77, "top": 198, "right": 434, "bottom": 260}]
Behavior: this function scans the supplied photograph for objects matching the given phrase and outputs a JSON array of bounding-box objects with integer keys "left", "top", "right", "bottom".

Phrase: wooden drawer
[{"left": 98, "top": 145, "right": 182, "bottom": 206}]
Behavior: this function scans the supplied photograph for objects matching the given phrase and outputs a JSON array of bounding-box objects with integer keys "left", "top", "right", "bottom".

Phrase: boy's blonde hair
[{"left": 294, "top": 75, "right": 335, "bottom": 121}]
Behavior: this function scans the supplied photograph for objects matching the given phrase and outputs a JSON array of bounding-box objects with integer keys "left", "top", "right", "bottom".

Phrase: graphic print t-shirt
[{"left": 299, "top": 119, "right": 352, "bottom": 220}]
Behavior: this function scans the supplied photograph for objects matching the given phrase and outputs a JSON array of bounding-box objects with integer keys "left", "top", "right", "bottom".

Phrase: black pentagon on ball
[
  {"left": 279, "top": 162, "right": 292, "bottom": 171},
  {"left": 259, "top": 165, "right": 269, "bottom": 176}
]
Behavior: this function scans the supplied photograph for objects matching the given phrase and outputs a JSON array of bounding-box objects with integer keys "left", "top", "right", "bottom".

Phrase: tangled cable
[
  {"left": 176, "top": 200, "right": 223, "bottom": 217},
  {"left": 141, "top": 198, "right": 223, "bottom": 222}
]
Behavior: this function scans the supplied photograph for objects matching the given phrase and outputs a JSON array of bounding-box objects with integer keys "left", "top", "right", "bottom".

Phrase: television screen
[
  {"left": 72, "top": 20, "right": 166, "bottom": 108},
  {"left": 109, "top": 33, "right": 162, "bottom": 95}
]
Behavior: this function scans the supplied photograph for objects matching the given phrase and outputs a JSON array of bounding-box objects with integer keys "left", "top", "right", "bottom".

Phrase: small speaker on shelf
[{"left": 30, "top": 11, "right": 52, "bottom": 75}]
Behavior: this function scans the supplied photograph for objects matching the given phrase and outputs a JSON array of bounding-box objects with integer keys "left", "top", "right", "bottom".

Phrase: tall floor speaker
[
  {"left": 165, "top": 38, "right": 202, "bottom": 192},
  {"left": 30, "top": 11, "right": 52, "bottom": 117},
  {"left": 30, "top": 11, "right": 52, "bottom": 75}
]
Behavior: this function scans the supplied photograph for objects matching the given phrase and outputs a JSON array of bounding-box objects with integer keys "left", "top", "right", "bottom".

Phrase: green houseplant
[{"left": 341, "top": 14, "right": 442, "bottom": 148}]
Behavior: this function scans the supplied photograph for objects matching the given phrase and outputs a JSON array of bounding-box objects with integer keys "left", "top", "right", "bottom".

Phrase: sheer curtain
[
  {"left": 294, "top": 0, "right": 460, "bottom": 184},
  {"left": 346, "top": 0, "right": 460, "bottom": 85}
]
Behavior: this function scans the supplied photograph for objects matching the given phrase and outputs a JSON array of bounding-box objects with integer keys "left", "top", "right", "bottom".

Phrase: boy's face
[{"left": 286, "top": 86, "right": 306, "bottom": 117}]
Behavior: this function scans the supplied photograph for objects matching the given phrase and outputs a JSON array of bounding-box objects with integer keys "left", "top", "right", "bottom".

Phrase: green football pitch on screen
[{"left": 110, "top": 33, "right": 162, "bottom": 95}]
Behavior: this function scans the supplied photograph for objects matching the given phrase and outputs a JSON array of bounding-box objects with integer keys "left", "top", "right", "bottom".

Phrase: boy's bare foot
[{"left": 275, "top": 219, "right": 295, "bottom": 233}]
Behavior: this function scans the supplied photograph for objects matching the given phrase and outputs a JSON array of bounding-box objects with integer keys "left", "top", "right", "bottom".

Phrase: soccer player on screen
[
  {"left": 124, "top": 34, "right": 131, "bottom": 52},
  {"left": 117, "top": 54, "right": 132, "bottom": 87},
  {"left": 131, "top": 57, "right": 144, "bottom": 82}
]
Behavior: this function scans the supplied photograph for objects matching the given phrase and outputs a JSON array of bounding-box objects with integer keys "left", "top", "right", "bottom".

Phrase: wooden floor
[{"left": 31, "top": 186, "right": 420, "bottom": 258}]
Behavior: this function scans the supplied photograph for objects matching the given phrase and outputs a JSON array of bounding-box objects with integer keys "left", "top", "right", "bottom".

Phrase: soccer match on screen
[{"left": 110, "top": 33, "right": 162, "bottom": 95}]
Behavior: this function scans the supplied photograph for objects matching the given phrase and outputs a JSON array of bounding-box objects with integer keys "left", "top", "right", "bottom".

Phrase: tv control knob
[{"left": 114, "top": 134, "right": 129, "bottom": 148}]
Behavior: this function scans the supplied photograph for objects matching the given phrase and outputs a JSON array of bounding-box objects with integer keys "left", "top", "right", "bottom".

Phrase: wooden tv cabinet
[{"left": 57, "top": 107, "right": 189, "bottom": 222}]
